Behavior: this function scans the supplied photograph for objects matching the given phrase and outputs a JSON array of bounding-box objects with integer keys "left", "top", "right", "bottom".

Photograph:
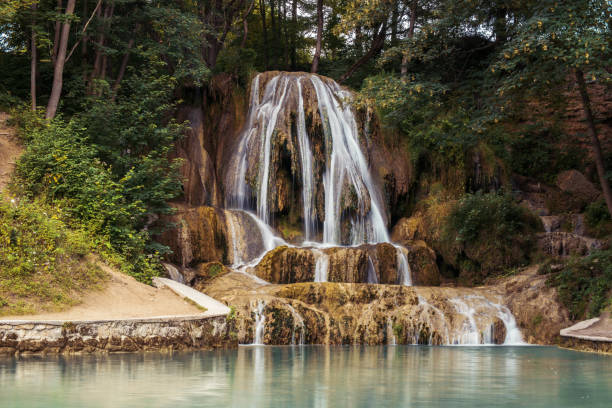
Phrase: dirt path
[
  {"left": 0, "top": 112, "right": 22, "bottom": 193},
  {"left": 2, "top": 264, "right": 203, "bottom": 321}
]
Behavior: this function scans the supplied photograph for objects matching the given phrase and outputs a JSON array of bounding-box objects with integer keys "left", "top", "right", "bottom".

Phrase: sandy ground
[
  {"left": 0, "top": 112, "right": 22, "bottom": 193},
  {"left": 2, "top": 264, "right": 203, "bottom": 321}
]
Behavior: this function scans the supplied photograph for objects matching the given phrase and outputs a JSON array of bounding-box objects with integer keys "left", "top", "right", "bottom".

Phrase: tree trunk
[
  {"left": 30, "top": 3, "right": 37, "bottom": 111},
  {"left": 575, "top": 69, "right": 612, "bottom": 217},
  {"left": 290, "top": 0, "right": 297, "bottom": 69},
  {"left": 259, "top": 0, "right": 269, "bottom": 68},
  {"left": 241, "top": 1, "right": 256, "bottom": 48},
  {"left": 46, "top": 0, "right": 76, "bottom": 120},
  {"left": 339, "top": 21, "right": 387, "bottom": 83},
  {"left": 281, "top": 1, "right": 289, "bottom": 68},
  {"left": 111, "top": 37, "right": 135, "bottom": 99},
  {"left": 401, "top": 1, "right": 417, "bottom": 78},
  {"left": 51, "top": 0, "right": 62, "bottom": 66},
  {"left": 311, "top": 0, "right": 323, "bottom": 73},
  {"left": 391, "top": 2, "right": 399, "bottom": 46}
]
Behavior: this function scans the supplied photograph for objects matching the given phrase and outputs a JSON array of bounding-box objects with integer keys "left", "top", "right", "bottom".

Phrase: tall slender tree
[{"left": 46, "top": 0, "right": 76, "bottom": 120}]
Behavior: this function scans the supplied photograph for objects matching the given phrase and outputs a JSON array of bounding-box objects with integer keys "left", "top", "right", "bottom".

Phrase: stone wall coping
[
  {"left": 560, "top": 318, "right": 612, "bottom": 343},
  {"left": 0, "top": 314, "right": 226, "bottom": 327}
]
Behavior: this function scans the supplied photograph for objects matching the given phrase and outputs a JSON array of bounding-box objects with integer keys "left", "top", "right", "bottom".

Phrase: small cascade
[
  {"left": 476, "top": 296, "right": 525, "bottom": 345},
  {"left": 252, "top": 300, "right": 267, "bottom": 345},
  {"left": 162, "top": 263, "right": 184, "bottom": 284},
  {"left": 447, "top": 296, "right": 526, "bottom": 345},
  {"left": 226, "top": 211, "right": 244, "bottom": 267},
  {"left": 286, "top": 304, "right": 306, "bottom": 345},
  {"left": 386, "top": 317, "right": 397, "bottom": 346},
  {"left": 313, "top": 249, "right": 330, "bottom": 283},
  {"left": 396, "top": 247, "right": 412, "bottom": 286},
  {"left": 366, "top": 257, "right": 378, "bottom": 284},
  {"left": 449, "top": 298, "right": 482, "bottom": 345},
  {"left": 417, "top": 296, "right": 451, "bottom": 344}
]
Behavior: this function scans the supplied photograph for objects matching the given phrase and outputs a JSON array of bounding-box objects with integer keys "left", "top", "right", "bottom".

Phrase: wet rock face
[
  {"left": 158, "top": 206, "right": 229, "bottom": 267},
  {"left": 254, "top": 246, "right": 317, "bottom": 283},
  {"left": 202, "top": 272, "right": 551, "bottom": 346},
  {"left": 499, "top": 266, "right": 572, "bottom": 345},
  {"left": 406, "top": 244, "right": 441, "bottom": 286},
  {"left": 250, "top": 243, "right": 439, "bottom": 285}
]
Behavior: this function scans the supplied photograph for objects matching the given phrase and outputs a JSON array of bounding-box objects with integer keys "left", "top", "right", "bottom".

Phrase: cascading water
[
  {"left": 313, "top": 249, "right": 330, "bottom": 283},
  {"left": 252, "top": 300, "right": 267, "bottom": 345},
  {"left": 367, "top": 257, "right": 378, "bottom": 284},
  {"left": 286, "top": 304, "right": 306, "bottom": 345},
  {"left": 448, "top": 296, "right": 526, "bottom": 345},
  {"left": 225, "top": 72, "right": 412, "bottom": 285}
]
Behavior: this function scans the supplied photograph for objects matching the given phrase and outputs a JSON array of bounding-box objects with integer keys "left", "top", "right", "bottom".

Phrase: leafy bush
[
  {"left": 584, "top": 199, "right": 612, "bottom": 239},
  {"left": 0, "top": 195, "right": 107, "bottom": 316},
  {"left": 441, "top": 192, "right": 542, "bottom": 284},
  {"left": 548, "top": 250, "right": 612, "bottom": 320},
  {"left": 13, "top": 67, "right": 184, "bottom": 283}
]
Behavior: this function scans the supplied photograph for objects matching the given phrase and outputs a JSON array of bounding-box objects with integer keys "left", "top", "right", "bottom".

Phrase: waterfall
[
  {"left": 448, "top": 296, "right": 525, "bottom": 345},
  {"left": 225, "top": 72, "right": 412, "bottom": 286},
  {"left": 309, "top": 76, "right": 389, "bottom": 245},
  {"left": 396, "top": 247, "right": 412, "bottom": 286},
  {"left": 417, "top": 295, "right": 451, "bottom": 344},
  {"left": 449, "top": 298, "right": 483, "bottom": 345},
  {"left": 252, "top": 300, "right": 267, "bottom": 345},
  {"left": 296, "top": 79, "right": 317, "bottom": 240},
  {"left": 226, "top": 211, "right": 244, "bottom": 267}
]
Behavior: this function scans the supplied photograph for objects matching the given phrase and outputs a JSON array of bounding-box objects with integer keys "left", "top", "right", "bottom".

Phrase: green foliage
[
  {"left": 548, "top": 250, "right": 612, "bottom": 320},
  {"left": 442, "top": 192, "right": 542, "bottom": 283},
  {"left": 0, "top": 195, "right": 107, "bottom": 316},
  {"left": 585, "top": 199, "right": 612, "bottom": 238},
  {"left": 13, "top": 65, "right": 184, "bottom": 283},
  {"left": 492, "top": 0, "right": 611, "bottom": 97},
  {"left": 504, "top": 123, "right": 585, "bottom": 183}
]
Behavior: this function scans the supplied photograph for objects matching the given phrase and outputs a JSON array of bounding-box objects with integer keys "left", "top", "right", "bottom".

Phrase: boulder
[
  {"left": 391, "top": 216, "right": 426, "bottom": 246},
  {"left": 158, "top": 206, "right": 229, "bottom": 267},
  {"left": 253, "top": 246, "right": 316, "bottom": 283},
  {"left": 406, "top": 242, "right": 441, "bottom": 286},
  {"left": 556, "top": 170, "right": 600, "bottom": 202}
]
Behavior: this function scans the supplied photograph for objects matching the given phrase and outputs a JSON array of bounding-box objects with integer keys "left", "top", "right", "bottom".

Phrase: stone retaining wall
[
  {"left": 560, "top": 337, "right": 612, "bottom": 354},
  {"left": 0, "top": 315, "right": 236, "bottom": 355}
]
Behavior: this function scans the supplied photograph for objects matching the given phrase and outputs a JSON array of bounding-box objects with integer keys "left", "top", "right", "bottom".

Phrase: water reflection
[{"left": 1, "top": 346, "right": 611, "bottom": 408}]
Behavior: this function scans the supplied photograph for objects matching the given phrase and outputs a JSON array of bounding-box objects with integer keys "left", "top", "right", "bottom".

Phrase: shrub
[
  {"left": 12, "top": 67, "right": 184, "bottom": 283},
  {"left": 441, "top": 192, "right": 542, "bottom": 284},
  {"left": 0, "top": 195, "right": 107, "bottom": 316},
  {"left": 548, "top": 250, "right": 612, "bottom": 320},
  {"left": 584, "top": 199, "right": 612, "bottom": 239}
]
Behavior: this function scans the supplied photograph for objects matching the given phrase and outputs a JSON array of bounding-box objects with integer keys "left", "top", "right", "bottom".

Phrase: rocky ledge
[{"left": 200, "top": 265, "right": 571, "bottom": 346}]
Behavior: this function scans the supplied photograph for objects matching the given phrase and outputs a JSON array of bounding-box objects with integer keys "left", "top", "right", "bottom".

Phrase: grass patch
[{"left": 0, "top": 195, "right": 108, "bottom": 316}]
